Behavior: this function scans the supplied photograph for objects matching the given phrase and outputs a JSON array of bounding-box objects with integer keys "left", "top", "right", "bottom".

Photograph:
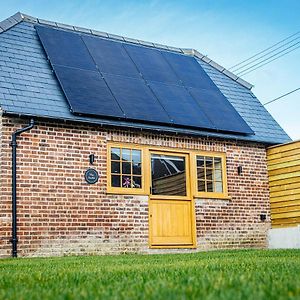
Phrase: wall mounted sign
[{"left": 84, "top": 168, "right": 99, "bottom": 184}]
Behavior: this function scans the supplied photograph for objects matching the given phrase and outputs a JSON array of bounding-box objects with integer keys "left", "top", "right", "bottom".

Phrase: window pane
[
  {"left": 133, "top": 162, "right": 142, "bottom": 175},
  {"left": 197, "top": 156, "right": 205, "bottom": 167},
  {"left": 205, "top": 157, "right": 213, "bottom": 168},
  {"left": 122, "top": 176, "right": 131, "bottom": 188},
  {"left": 111, "top": 161, "right": 120, "bottom": 174},
  {"left": 198, "top": 180, "right": 205, "bottom": 192},
  {"left": 214, "top": 157, "right": 222, "bottom": 169},
  {"left": 111, "top": 148, "right": 120, "bottom": 160},
  {"left": 215, "top": 181, "right": 223, "bottom": 193},
  {"left": 151, "top": 154, "right": 186, "bottom": 196},
  {"left": 111, "top": 175, "right": 120, "bottom": 187},
  {"left": 197, "top": 167, "right": 205, "bottom": 180},
  {"left": 122, "top": 162, "right": 131, "bottom": 174},
  {"left": 206, "top": 181, "right": 213, "bottom": 192},
  {"left": 122, "top": 149, "right": 131, "bottom": 161},
  {"left": 214, "top": 169, "right": 222, "bottom": 181},
  {"left": 132, "top": 150, "right": 141, "bottom": 164},
  {"left": 206, "top": 168, "right": 213, "bottom": 181},
  {"left": 133, "top": 176, "right": 142, "bottom": 188}
]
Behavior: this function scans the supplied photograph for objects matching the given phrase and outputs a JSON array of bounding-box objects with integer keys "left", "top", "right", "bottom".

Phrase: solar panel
[
  {"left": 162, "top": 51, "right": 217, "bottom": 90},
  {"left": 82, "top": 35, "right": 141, "bottom": 78},
  {"left": 188, "top": 87, "right": 253, "bottom": 134},
  {"left": 36, "top": 24, "right": 254, "bottom": 135},
  {"left": 35, "top": 25, "right": 96, "bottom": 71},
  {"left": 104, "top": 74, "right": 171, "bottom": 123},
  {"left": 54, "top": 65, "right": 124, "bottom": 118},
  {"left": 149, "top": 82, "right": 215, "bottom": 129},
  {"left": 124, "top": 44, "right": 179, "bottom": 84}
]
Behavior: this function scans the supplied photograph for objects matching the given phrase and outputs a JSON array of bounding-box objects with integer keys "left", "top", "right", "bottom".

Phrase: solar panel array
[{"left": 35, "top": 25, "right": 253, "bottom": 135}]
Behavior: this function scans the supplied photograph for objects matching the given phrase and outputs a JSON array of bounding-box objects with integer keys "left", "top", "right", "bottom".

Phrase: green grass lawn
[{"left": 1, "top": 249, "right": 300, "bottom": 300}]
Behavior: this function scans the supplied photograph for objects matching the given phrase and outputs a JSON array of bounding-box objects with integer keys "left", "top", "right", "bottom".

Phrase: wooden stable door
[{"left": 149, "top": 151, "right": 196, "bottom": 248}]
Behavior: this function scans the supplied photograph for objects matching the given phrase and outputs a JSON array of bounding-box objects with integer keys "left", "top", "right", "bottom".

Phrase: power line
[
  {"left": 237, "top": 43, "right": 300, "bottom": 76},
  {"left": 264, "top": 87, "right": 300, "bottom": 106},
  {"left": 231, "top": 36, "right": 300, "bottom": 73},
  {"left": 237, "top": 40, "right": 300, "bottom": 76},
  {"left": 228, "top": 30, "right": 300, "bottom": 71}
]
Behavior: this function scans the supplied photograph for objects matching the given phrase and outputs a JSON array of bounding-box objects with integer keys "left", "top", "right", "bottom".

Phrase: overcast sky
[{"left": 1, "top": 0, "right": 299, "bottom": 140}]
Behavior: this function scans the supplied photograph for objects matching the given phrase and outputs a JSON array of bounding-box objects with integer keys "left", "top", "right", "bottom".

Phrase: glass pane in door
[{"left": 151, "top": 154, "right": 186, "bottom": 196}]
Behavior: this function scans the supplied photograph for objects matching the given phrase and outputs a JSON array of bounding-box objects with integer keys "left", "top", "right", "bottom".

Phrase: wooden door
[{"left": 149, "top": 151, "right": 196, "bottom": 248}]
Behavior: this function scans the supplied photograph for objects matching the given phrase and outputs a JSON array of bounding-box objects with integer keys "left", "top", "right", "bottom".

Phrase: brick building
[{"left": 0, "top": 13, "right": 290, "bottom": 257}]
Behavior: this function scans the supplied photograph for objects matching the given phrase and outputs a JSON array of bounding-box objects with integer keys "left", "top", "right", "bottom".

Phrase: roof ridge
[{"left": 0, "top": 12, "right": 253, "bottom": 90}]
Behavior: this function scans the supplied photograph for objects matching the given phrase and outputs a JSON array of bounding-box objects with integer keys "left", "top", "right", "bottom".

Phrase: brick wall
[{"left": 0, "top": 117, "right": 270, "bottom": 257}]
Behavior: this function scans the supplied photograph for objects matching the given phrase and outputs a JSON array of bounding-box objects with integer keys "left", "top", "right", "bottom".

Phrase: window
[
  {"left": 193, "top": 153, "right": 228, "bottom": 199},
  {"left": 107, "top": 143, "right": 228, "bottom": 199},
  {"left": 151, "top": 153, "right": 187, "bottom": 196},
  {"left": 107, "top": 144, "right": 145, "bottom": 194}
]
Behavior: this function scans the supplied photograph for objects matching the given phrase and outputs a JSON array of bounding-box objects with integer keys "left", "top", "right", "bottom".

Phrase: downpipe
[{"left": 10, "top": 119, "right": 35, "bottom": 257}]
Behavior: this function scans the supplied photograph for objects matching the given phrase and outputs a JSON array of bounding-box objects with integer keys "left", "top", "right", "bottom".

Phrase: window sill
[
  {"left": 194, "top": 194, "right": 231, "bottom": 200},
  {"left": 106, "top": 188, "right": 148, "bottom": 196}
]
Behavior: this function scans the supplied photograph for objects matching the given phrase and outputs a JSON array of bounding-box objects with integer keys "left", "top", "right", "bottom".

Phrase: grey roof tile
[
  {"left": 0, "top": 20, "right": 291, "bottom": 145},
  {"left": 74, "top": 26, "right": 92, "bottom": 34},
  {"left": 91, "top": 30, "right": 108, "bottom": 38},
  {"left": 38, "top": 19, "right": 57, "bottom": 27},
  {"left": 107, "top": 33, "right": 124, "bottom": 41}
]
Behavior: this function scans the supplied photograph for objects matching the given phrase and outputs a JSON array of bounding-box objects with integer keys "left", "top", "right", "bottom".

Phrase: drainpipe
[{"left": 10, "top": 119, "right": 35, "bottom": 258}]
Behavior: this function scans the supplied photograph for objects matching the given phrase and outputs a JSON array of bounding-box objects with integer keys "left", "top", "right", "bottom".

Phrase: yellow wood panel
[
  {"left": 269, "top": 177, "right": 300, "bottom": 187},
  {"left": 272, "top": 223, "right": 300, "bottom": 228},
  {"left": 272, "top": 216, "right": 300, "bottom": 226},
  {"left": 271, "top": 188, "right": 300, "bottom": 198},
  {"left": 270, "top": 194, "right": 300, "bottom": 203},
  {"left": 271, "top": 210, "right": 300, "bottom": 219},
  {"left": 267, "top": 141, "right": 300, "bottom": 155},
  {"left": 268, "top": 171, "right": 300, "bottom": 182},
  {"left": 267, "top": 141, "right": 300, "bottom": 228},
  {"left": 271, "top": 205, "right": 300, "bottom": 214},
  {"left": 267, "top": 149, "right": 299, "bottom": 163},
  {"left": 268, "top": 165, "right": 300, "bottom": 176},
  {"left": 271, "top": 199, "right": 300, "bottom": 208},
  {"left": 268, "top": 155, "right": 300, "bottom": 167},
  {"left": 149, "top": 200, "right": 194, "bottom": 246},
  {"left": 270, "top": 182, "right": 300, "bottom": 193},
  {"left": 267, "top": 159, "right": 300, "bottom": 170}
]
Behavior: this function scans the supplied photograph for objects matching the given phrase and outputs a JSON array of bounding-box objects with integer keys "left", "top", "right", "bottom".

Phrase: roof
[{"left": 0, "top": 12, "right": 291, "bottom": 145}]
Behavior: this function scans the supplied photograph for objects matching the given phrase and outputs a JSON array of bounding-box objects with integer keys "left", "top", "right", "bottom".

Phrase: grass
[{"left": 0, "top": 250, "right": 300, "bottom": 300}]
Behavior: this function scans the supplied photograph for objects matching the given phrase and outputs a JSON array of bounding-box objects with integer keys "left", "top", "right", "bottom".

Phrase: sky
[{"left": 1, "top": 0, "right": 299, "bottom": 140}]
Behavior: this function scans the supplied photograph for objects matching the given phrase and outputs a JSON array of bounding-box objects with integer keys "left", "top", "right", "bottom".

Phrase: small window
[
  {"left": 194, "top": 153, "right": 228, "bottom": 198},
  {"left": 151, "top": 153, "right": 187, "bottom": 196},
  {"left": 108, "top": 144, "right": 145, "bottom": 194}
]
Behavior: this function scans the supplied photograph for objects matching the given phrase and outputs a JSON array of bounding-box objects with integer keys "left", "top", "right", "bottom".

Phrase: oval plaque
[{"left": 84, "top": 168, "right": 99, "bottom": 184}]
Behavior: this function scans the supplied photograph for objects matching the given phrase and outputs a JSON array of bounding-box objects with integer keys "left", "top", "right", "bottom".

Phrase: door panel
[{"left": 150, "top": 199, "right": 193, "bottom": 245}]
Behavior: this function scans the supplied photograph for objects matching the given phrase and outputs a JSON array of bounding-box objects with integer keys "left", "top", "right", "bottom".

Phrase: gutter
[{"left": 10, "top": 119, "right": 35, "bottom": 257}]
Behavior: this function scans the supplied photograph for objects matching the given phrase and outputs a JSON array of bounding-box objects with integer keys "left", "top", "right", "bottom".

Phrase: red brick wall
[{"left": 0, "top": 117, "right": 270, "bottom": 257}]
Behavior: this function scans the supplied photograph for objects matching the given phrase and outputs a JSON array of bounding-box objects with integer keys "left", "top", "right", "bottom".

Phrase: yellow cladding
[{"left": 267, "top": 141, "right": 300, "bottom": 228}]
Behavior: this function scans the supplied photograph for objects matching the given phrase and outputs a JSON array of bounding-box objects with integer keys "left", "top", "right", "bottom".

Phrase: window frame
[
  {"left": 107, "top": 143, "right": 148, "bottom": 195},
  {"left": 107, "top": 143, "right": 229, "bottom": 199},
  {"left": 191, "top": 151, "right": 229, "bottom": 199}
]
